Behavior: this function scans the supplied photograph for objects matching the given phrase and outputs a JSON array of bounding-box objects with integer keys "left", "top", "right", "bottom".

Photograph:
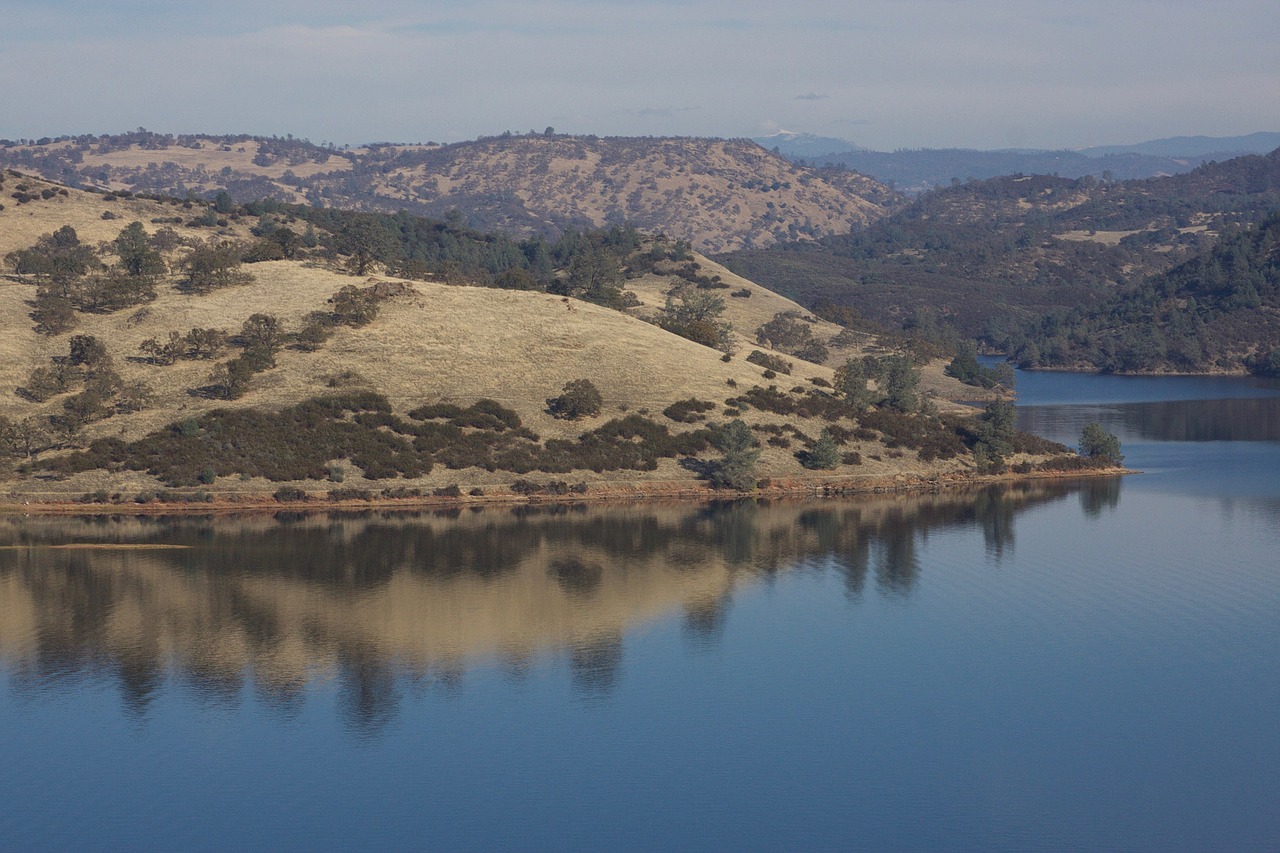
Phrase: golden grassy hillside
[
  {"left": 624, "top": 253, "right": 980, "bottom": 405},
  {"left": 0, "top": 132, "right": 897, "bottom": 252},
  {"left": 1, "top": 176, "right": 1068, "bottom": 504}
]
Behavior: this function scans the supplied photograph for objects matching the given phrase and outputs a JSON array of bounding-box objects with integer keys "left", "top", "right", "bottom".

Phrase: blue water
[{"left": 2, "top": 371, "right": 1279, "bottom": 851}]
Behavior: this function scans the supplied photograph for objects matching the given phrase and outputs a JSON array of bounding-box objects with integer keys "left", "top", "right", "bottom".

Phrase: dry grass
[
  {"left": 0, "top": 173, "right": 249, "bottom": 255},
  {"left": 628, "top": 252, "right": 980, "bottom": 411},
  {"left": 1, "top": 182, "right": 990, "bottom": 497},
  {"left": 74, "top": 140, "right": 349, "bottom": 180},
  {"left": 1055, "top": 229, "right": 1143, "bottom": 246}
]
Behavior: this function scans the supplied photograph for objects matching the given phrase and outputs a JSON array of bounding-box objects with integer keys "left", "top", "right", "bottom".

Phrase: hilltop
[
  {"left": 0, "top": 173, "right": 1105, "bottom": 506},
  {"left": 0, "top": 131, "right": 896, "bottom": 253}
]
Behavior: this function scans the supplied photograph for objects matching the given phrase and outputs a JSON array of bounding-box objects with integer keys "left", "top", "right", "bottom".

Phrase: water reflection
[
  {"left": 1079, "top": 478, "right": 1122, "bottom": 518},
  {"left": 1019, "top": 396, "right": 1280, "bottom": 445},
  {"left": 0, "top": 482, "right": 1110, "bottom": 728}
]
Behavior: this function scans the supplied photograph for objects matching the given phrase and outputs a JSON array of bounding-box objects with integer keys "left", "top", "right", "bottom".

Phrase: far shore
[{"left": 0, "top": 467, "right": 1131, "bottom": 518}]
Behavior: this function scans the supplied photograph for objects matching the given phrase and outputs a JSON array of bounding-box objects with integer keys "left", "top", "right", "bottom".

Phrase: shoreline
[{"left": 0, "top": 467, "right": 1132, "bottom": 517}]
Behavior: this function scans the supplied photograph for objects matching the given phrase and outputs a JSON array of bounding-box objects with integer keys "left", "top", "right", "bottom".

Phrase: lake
[{"left": 2, "top": 371, "right": 1279, "bottom": 851}]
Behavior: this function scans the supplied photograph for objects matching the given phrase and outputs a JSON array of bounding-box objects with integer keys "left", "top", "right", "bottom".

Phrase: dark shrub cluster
[
  {"left": 663, "top": 398, "right": 716, "bottom": 423},
  {"left": 380, "top": 486, "right": 424, "bottom": 499},
  {"left": 539, "top": 415, "right": 713, "bottom": 473},
  {"left": 546, "top": 379, "right": 603, "bottom": 420},
  {"left": 861, "top": 410, "right": 969, "bottom": 461},
  {"left": 746, "top": 350, "right": 792, "bottom": 375},
  {"left": 293, "top": 283, "right": 398, "bottom": 352},
  {"left": 328, "top": 488, "right": 373, "bottom": 502},
  {"left": 1011, "top": 430, "right": 1071, "bottom": 456},
  {"left": 725, "top": 386, "right": 850, "bottom": 420},
  {"left": 509, "top": 479, "right": 586, "bottom": 495},
  {"left": 1033, "top": 455, "right": 1114, "bottom": 472},
  {"left": 41, "top": 394, "right": 714, "bottom": 486},
  {"left": 44, "top": 392, "right": 426, "bottom": 486},
  {"left": 409, "top": 399, "right": 524, "bottom": 431}
]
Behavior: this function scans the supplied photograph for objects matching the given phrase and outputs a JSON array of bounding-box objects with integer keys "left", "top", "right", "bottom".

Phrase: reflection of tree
[
  {"left": 548, "top": 557, "right": 604, "bottom": 596},
  {"left": 682, "top": 596, "right": 729, "bottom": 649},
  {"left": 1019, "top": 396, "right": 1280, "bottom": 444},
  {"left": 0, "top": 483, "right": 1091, "bottom": 718},
  {"left": 337, "top": 651, "right": 401, "bottom": 737},
  {"left": 802, "top": 508, "right": 869, "bottom": 599},
  {"left": 873, "top": 511, "right": 919, "bottom": 596},
  {"left": 972, "top": 490, "right": 1017, "bottom": 559},
  {"left": 1078, "top": 477, "right": 1122, "bottom": 518},
  {"left": 569, "top": 633, "right": 623, "bottom": 699},
  {"left": 117, "top": 653, "right": 163, "bottom": 718}
]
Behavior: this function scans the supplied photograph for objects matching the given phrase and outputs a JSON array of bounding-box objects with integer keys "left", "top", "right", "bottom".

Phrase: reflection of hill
[
  {"left": 1117, "top": 397, "right": 1280, "bottom": 443},
  {"left": 1019, "top": 396, "right": 1280, "bottom": 443},
  {"left": 0, "top": 485, "right": 1084, "bottom": 717}
]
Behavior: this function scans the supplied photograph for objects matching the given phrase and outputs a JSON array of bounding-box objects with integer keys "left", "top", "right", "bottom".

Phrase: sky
[{"left": 2, "top": 0, "right": 1277, "bottom": 150}]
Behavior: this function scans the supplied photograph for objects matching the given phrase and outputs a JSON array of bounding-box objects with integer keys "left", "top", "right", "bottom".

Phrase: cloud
[{"left": 794, "top": 93, "right": 830, "bottom": 101}]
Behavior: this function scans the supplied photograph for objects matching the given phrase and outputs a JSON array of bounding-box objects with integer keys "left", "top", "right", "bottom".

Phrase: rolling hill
[
  {"left": 0, "top": 172, "right": 1092, "bottom": 505},
  {"left": 0, "top": 131, "right": 897, "bottom": 253}
]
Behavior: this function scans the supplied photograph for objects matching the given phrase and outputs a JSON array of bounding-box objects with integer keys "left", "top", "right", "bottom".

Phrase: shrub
[
  {"left": 746, "top": 350, "right": 792, "bottom": 375},
  {"left": 799, "top": 429, "right": 841, "bottom": 469},
  {"left": 69, "top": 334, "right": 110, "bottom": 368},
  {"left": 409, "top": 399, "right": 522, "bottom": 431},
  {"left": 380, "top": 486, "right": 423, "bottom": 499},
  {"left": 273, "top": 487, "right": 308, "bottom": 502},
  {"left": 546, "top": 379, "right": 603, "bottom": 420},
  {"left": 328, "top": 487, "right": 372, "bottom": 501},
  {"left": 330, "top": 284, "right": 383, "bottom": 327},
  {"left": 39, "top": 392, "right": 715, "bottom": 486},
  {"left": 663, "top": 398, "right": 716, "bottom": 423}
]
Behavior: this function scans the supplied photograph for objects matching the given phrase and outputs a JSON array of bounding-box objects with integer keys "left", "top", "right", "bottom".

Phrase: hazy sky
[{"left": 3, "top": 0, "right": 1277, "bottom": 150}]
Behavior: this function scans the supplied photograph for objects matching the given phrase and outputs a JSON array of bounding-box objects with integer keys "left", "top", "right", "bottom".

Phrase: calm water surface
[{"left": 2, "top": 372, "right": 1279, "bottom": 851}]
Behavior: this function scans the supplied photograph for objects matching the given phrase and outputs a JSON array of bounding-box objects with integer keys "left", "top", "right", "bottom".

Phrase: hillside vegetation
[
  {"left": 1000, "top": 213, "right": 1280, "bottom": 373},
  {"left": 0, "top": 131, "right": 897, "bottom": 252},
  {"left": 0, "top": 173, "right": 1096, "bottom": 504},
  {"left": 720, "top": 149, "right": 1280, "bottom": 372}
]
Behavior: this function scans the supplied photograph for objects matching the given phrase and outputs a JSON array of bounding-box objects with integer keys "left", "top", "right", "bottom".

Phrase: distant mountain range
[{"left": 752, "top": 131, "right": 1280, "bottom": 193}]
